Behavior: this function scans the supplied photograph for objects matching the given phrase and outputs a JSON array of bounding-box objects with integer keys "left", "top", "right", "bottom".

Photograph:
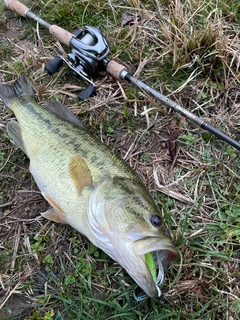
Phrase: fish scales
[
  {"left": 13, "top": 97, "right": 138, "bottom": 183},
  {"left": 14, "top": 101, "right": 142, "bottom": 215}
]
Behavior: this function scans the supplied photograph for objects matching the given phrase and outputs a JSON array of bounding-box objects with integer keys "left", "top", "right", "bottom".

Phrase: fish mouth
[{"left": 132, "top": 239, "right": 178, "bottom": 298}]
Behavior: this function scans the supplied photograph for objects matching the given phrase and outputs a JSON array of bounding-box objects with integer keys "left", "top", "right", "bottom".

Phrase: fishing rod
[{"left": 4, "top": 0, "right": 240, "bottom": 151}]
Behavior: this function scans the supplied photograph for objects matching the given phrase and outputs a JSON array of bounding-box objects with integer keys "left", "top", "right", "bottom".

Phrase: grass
[{"left": 0, "top": 0, "right": 240, "bottom": 319}]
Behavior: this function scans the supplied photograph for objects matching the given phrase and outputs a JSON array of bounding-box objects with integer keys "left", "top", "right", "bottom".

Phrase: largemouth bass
[{"left": 0, "top": 76, "right": 178, "bottom": 298}]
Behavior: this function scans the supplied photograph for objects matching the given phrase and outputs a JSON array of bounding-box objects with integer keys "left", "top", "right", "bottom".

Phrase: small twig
[
  {"left": 0, "top": 201, "right": 13, "bottom": 208},
  {"left": 11, "top": 224, "right": 21, "bottom": 272},
  {"left": 0, "top": 269, "right": 34, "bottom": 310},
  {"left": 213, "top": 286, "right": 240, "bottom": 301}
]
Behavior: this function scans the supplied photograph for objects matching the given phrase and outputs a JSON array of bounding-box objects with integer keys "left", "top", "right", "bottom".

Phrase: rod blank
[{"left": 120, "top": 71, "right": 240, "bottom": 151}]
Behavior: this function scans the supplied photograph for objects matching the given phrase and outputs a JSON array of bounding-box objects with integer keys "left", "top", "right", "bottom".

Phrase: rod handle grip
[
  {"left": 106, "top": 60, "right": 127, "bottom": 80},
  {"left": 4, "top": 0, "right": 29, "bottom": 17},
  {"left": 49, "top": 25, "right": 72, "bottom": 47}
]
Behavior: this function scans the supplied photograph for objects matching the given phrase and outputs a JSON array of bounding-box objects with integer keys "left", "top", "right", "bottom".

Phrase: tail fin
[{"left": 0, "top": 76, "right": 35, "bottom": 108}]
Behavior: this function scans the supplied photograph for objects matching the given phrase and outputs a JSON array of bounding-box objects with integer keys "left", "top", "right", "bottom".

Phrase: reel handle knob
[
  {"left": 45, "top": 57, "right": 63, "bottom": 75},
  {"left": 77, "top": 85, "right": 95, "bottom": 100}
]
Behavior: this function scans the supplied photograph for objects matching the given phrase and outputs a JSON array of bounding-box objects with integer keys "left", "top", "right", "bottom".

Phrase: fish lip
[{"left": 135, "top": 238, "right": 178, "bottom": 263}]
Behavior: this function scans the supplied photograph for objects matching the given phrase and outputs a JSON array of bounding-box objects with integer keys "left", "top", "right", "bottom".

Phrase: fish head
[{"left": 87, "top": 176, "right": 178, "bottom": 298}]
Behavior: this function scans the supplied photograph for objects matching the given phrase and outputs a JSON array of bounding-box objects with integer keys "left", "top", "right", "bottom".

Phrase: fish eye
[{"left": 150, "top": 215, "right": 162, "bottom": 227}]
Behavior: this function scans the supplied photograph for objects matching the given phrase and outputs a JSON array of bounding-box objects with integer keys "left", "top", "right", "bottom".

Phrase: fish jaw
[{"left": 86, "top": 177, "right": 178, "bottom": 298}]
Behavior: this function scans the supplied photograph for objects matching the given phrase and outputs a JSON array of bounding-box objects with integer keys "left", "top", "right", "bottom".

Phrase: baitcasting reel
[{"left": 45, "top": 26, "right": 110, "bottom": 100}]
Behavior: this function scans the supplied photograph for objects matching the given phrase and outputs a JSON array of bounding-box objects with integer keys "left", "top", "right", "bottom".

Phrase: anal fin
[{"left": 7, "top": 120, "right": 27, "bottom": 154}]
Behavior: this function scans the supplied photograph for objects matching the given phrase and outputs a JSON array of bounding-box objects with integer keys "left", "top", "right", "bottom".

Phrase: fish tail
[{"left": 0, "top": 76, "right": 35, "bottom": 110}]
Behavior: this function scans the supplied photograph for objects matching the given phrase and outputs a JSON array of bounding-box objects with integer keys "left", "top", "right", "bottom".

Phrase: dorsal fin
[
  {"left": 45, "top": 100, "right": 85, "bottom": 128},
  {"left": 6, "top": 120, "right": 27, "bottom": 154}
]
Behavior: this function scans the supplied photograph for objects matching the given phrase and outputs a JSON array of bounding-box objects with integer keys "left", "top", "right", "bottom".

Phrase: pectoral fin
[
  {"left": 69, "top": 155, "right": 93, "bottom": 193},
  {"left": 7, "top": 120, "right": 27, "bottom": 154},
  {"left": 41, "top": 192, "right": 67, "bottom": 224}
]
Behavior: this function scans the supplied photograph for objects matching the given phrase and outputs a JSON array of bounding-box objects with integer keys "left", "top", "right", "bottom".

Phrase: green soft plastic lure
[
  {"left": 145, "top": 252, "right": 157, "bottom": 282},
  {"left": 145, "top": 252, "right": 165, "bottom": 296}
]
